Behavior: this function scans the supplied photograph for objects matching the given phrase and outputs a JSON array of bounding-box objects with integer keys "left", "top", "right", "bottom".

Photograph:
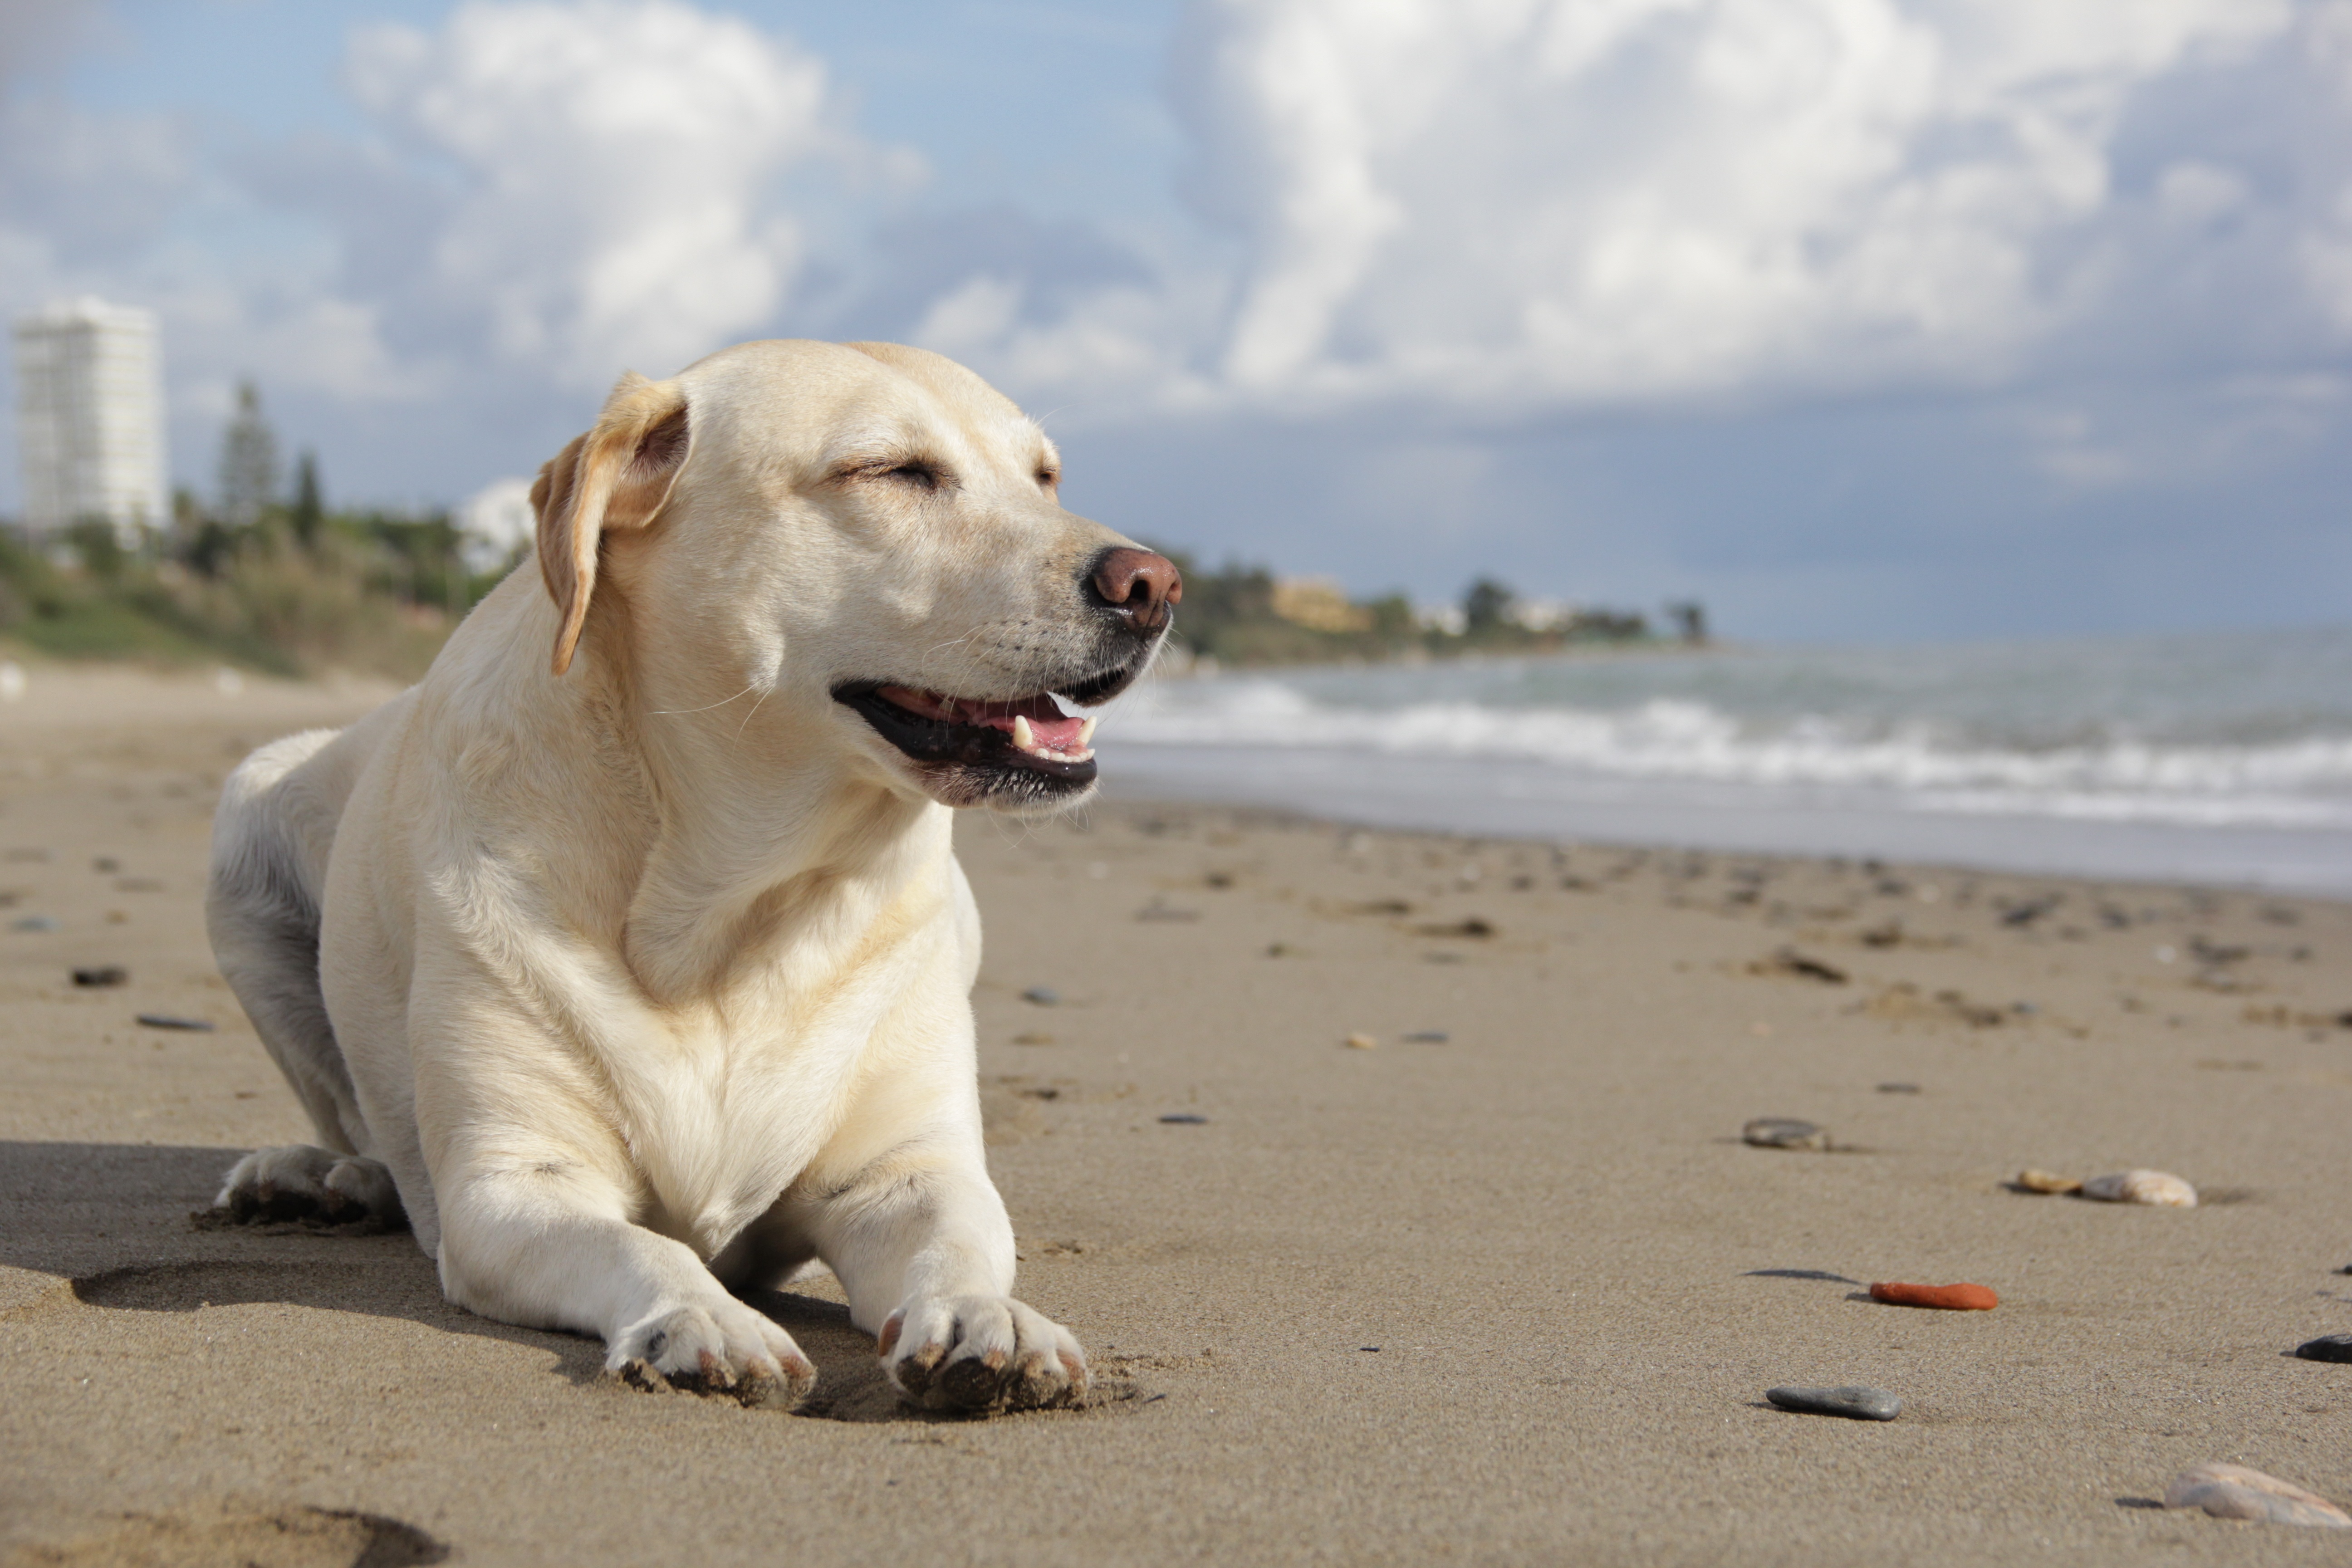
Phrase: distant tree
[
  {"left": 1462, "top": 578, "right": 1515, "bottom": 635},
  {"left": 1365, "top": 593, "right": 1417, "bottom": 639},
  {"left": 1664, "top": 599, "right": 1709, "bottom": 645},
  {"left": 289, "top": 451, "right": 323, "bottom": 549},
  {"left": 65, "top": 517, "right": 127, "bottom": 581},
  {"left": 218, "top": 381, "right": 280, "bottom": 529}
]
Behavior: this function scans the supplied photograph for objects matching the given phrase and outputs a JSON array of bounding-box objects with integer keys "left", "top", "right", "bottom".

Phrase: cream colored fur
[{"left": 204, "top": 340, "right": 1154, "bottom": 1412}]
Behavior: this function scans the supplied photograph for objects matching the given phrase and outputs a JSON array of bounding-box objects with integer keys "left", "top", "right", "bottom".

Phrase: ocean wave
[{"left": 1105, "top": 682, "right": 2352, "bottom": 826}]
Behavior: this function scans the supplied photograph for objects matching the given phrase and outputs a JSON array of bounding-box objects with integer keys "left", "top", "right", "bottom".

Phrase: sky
[{"left": 4, "top": 0, "right": 2350, "bottom": 642}]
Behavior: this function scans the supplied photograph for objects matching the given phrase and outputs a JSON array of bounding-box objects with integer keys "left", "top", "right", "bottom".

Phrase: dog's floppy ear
[{"left": 532, "top": 371, "right": 692, "bottom": 675}]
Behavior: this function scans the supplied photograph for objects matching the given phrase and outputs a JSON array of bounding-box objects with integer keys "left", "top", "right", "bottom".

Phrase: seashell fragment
[
  {"left": 1344, "top": 1033, "right": 1377, "bottom": 1050},
  {"left": 2081, "top": 1169, "right": 2196, "bottom": 1207},
  {"left": 2015, "top": 1169, "right": 2082, "bottom": 1194},
  {"left": 1743, "top": 1117, "right": 1828, "bottom": 1151},
  {"left": 2164, "top": 1463, "right": 2351, "bottom": 1527},
  {"left": 1869, "top": 1281, "right": 1997, "bottom": 1311}
]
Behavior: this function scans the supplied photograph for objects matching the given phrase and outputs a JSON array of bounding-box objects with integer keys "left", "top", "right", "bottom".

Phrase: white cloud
[
  {"left": 1135, "top": 0, "right": 2298, "bottom": 408},
  {"left": 458, "top": 473, "right": 536, "bottom": 570},
  {"left": 2298, "top": 0, "right": 2352, "bottom": 331},
  {"left": 348, "top": 0, "right": 841, "bottom": 386}
]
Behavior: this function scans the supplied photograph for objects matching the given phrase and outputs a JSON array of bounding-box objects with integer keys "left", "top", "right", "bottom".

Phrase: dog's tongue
[{"left": 879, "top": 686, "right": 1089, "bottom": 750}]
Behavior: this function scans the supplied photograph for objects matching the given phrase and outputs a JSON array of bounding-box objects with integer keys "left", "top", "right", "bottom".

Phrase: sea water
[{"left": 1094, "top": 624, "right": 2352, "bottom": 896}]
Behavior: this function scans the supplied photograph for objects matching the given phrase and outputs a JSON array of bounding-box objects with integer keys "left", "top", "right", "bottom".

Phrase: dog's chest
[{"left": 606, "top": 1011, "right": 854, "bottom": 1251}]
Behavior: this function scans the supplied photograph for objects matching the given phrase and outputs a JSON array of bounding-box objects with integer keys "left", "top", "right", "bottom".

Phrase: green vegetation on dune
[{"left": 0, "top": 506, "right": 506, "bottom": 680}]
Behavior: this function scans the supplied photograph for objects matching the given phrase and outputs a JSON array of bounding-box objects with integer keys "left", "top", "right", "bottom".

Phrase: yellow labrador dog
[{"left": 203, "top": 340, "right": 1178, "bottom": 1413}]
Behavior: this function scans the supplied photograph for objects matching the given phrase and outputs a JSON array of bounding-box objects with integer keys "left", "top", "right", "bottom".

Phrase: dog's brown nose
[{"left": 1088, "top": 547, "right": 1182, "bottom": 633}]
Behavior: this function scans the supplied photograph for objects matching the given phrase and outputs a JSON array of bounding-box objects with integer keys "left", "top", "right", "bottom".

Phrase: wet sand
[{"left": 2, "top": 667, "right": 2350, "bottom": 1566}]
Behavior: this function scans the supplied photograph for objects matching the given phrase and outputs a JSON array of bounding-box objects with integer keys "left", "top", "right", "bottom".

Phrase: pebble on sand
[
  {"left": 2294, "top": 1333, "right": 2352, "bottom": 1363},
  {"left": 1743, "top": 1117, "right": 1828, "bottom": 1151},
  {"left": 2014, "top": 1169, "right": 2082, "bottom": 1194},
  {"left": 1869, "top": 1281, "right": 1998, "bottom": 1311},
  {"left": 1020, "top": 986, "right": 1061, "bottom": 1006},
  {"left": 2081, "top": 1169, "right": 2196, "bottom": 1207},
  {"left": 72, "top": 965, "right": 128, "bottom": 988},
  {"left": 1344, "top": 1033, "right": 1378, "bottom": 1050},
  {"left": 134, "top": 1013, "right": 214, "bottom": 1031},
  {"left": 1765, "top": 1385, "right": 1901, "bottom": 1421},
  {"left": 2164, "top": 1463, "right": 2352, "bottom": 1528}
]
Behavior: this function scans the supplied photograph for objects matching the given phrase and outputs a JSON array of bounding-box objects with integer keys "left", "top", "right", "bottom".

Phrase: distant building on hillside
[
  {"left": 13, "top": 298, "right": 168, "bottom": 541},
  {"left": 1270, "top": 576, "right": 1372, "bottom": 634}
]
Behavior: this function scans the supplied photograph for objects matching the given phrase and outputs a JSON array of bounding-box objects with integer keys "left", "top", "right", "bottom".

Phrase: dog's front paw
[
  {"left": 608, "top": 1297, "right": 815, "bottom": 1411},
  {"left": 881, "top": 1294, "right": 1086, "bottom": 1413},
  {"left": 213, "top": 1146, "right": 407, "bottom": 1228}
]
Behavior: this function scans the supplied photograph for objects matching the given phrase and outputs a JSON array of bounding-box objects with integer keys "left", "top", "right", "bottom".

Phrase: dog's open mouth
[{"left": 834, "top": 682, "right": 1100, "bottom": 784}]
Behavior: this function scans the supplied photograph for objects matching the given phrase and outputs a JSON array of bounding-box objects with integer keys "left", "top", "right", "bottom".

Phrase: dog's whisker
[
  {"left": 648, "top": 681, "right": 759, "bottom": 717},
  {"left": 732, "top": 684, "right": 772, "bottom": 742}
]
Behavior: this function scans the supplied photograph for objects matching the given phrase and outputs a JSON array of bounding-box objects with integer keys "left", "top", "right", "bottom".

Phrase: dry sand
[{"left": 2, "top": 666, "right": 2349, "bottom": 1566}]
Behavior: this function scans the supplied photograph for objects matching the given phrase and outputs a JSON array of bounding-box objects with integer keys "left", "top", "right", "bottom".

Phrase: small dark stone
[
  {"left": 1757, "top": 948, "right": 1847, "bottom": 984},
  {"left": 1021, "top": 986, "right": 1060, "bottom": 1006},
  {"left": 1402, "top": 1030, "right": 1450, "bottom": 1044},
  {"left": 2294, "top": 1333, "right": 2352, "bottom": 1363},
  {"left": 1875, "top": 1082, "right": 1921, "bottom": 1094},
  {"left": 1744, "top": 1117, "right": 1828, "bottom": 1151},
  {"left": 72, "top": 966, "right": 128, "bottom": 988},
  {"left": 1766, "top": 1384, "right": 1901, "bottom": 1420},
  {"left": 1416, "top": 917, "right": 1495, "bottom": 939},
  {"left": 135, "top": 1013, "right": 214, "bottom": 1031},
  {"left": 92, "top": 857, "right": 120, "bottom": 874},
  {"left": 1157, "top": 1113, "right": 1208, "bottom": 1125}
]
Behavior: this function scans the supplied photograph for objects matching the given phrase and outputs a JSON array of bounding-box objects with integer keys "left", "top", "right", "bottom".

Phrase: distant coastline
[{"left": 1151, "top": 550, "right": 1708, "bottom": 672}]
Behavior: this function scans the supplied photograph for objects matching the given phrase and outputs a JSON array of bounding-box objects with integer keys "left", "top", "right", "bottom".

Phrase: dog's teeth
[
  {"left": 1078, "top": 717, "right": 1097, "bottom": 745},
  {"left": 1011, "top": 715, "right": 1034, "bottom": 751}
]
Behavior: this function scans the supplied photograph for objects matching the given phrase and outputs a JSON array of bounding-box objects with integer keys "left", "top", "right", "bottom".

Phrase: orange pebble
[{"left": 1869, "top": 1281, "right": 1998, "bottom": 1311}]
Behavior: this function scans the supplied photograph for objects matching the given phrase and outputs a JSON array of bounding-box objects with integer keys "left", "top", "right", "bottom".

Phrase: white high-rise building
[{"left": 13, "top": 298, "right": 168, "bottom": 541}]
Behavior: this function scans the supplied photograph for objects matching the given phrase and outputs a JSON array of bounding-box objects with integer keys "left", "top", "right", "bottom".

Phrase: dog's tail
[{"left": 206, "top": 728, "right": 364, "bottom": 1152}]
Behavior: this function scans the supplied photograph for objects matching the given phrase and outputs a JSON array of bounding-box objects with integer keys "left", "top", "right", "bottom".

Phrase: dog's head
[{"left": 528, "top": 339, "right": 1178, "bottom": 814}]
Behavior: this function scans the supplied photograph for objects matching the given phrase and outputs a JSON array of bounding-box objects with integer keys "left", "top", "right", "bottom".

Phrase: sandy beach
[{"left": 3, "top": 667, "right": 2349, "bottom": 1566}]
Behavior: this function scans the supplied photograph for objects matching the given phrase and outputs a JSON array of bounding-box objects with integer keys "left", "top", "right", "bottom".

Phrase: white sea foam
[{"left": 1107, "top": 677, "right": 2352, "bottom": 830}]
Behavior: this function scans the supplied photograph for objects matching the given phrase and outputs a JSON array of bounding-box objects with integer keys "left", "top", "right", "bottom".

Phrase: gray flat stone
[
  {"left": 1743, "top": 1117, "right": 1828, "bottom": 1151},
  {"left": 1765, "top": 1385, "right": 1901, "bottom": 1421},
  {"left": 2295, "top": 1333, "right": 2352, "bottom": 1363}
]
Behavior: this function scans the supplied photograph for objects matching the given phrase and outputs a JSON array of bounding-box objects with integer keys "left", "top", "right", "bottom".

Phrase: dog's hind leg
[{"left": 205, "top": 728, "right": 403, "bottom": 1229}]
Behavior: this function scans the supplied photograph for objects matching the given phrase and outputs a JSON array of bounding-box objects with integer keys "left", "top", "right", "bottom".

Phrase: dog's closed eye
[{"left": 882, "top": 460, "right": 943, "bottom": 491}]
